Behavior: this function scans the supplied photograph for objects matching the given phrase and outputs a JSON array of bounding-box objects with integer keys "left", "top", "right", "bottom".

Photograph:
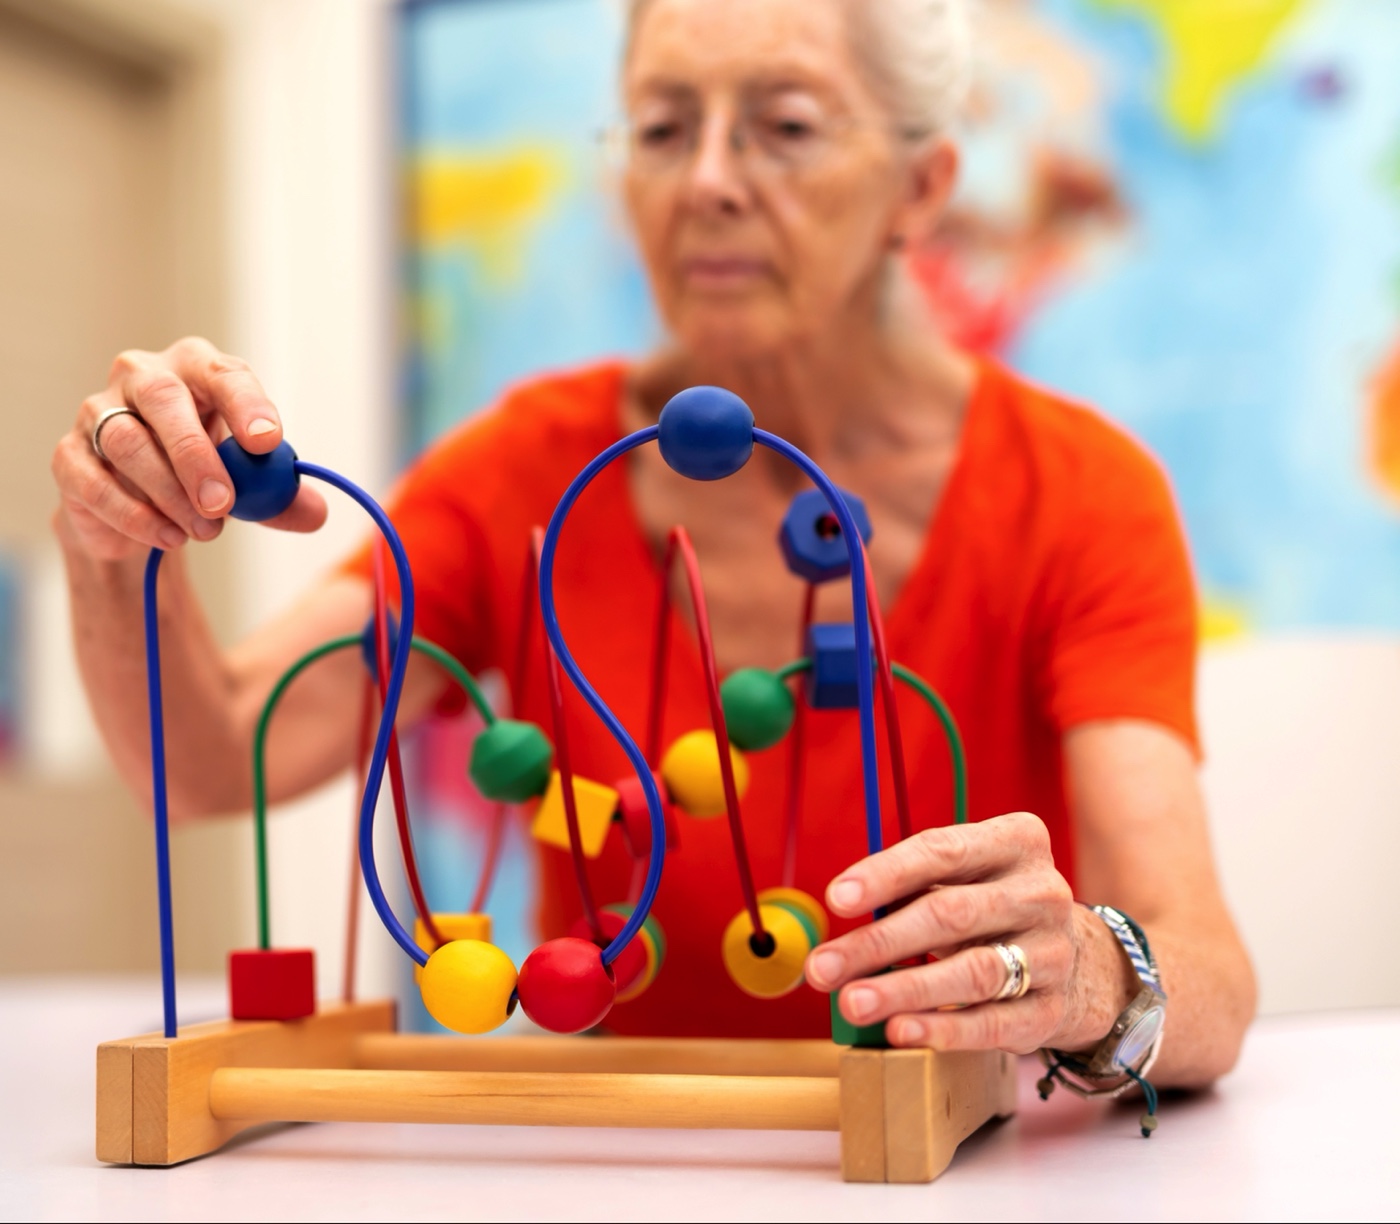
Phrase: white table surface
[{"left": 1, "top": 977, "right": 1396, "bottom": 1223}]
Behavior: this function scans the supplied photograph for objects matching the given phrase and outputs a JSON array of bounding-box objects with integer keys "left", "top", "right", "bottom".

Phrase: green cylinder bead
[
  {"left": 469, "top": 719, "right": 553, "bottom": 802},
  {"left": 720, "top": 668, "right": 795, "bottom": 752}
]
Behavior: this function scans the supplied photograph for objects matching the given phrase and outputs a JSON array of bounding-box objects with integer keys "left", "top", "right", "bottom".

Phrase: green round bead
[
  {"left": 720, "top": 668, "right": 795, "bottom": 752},
  {"left": 469, "top": 719, "right": 553, "bottom": 802}
]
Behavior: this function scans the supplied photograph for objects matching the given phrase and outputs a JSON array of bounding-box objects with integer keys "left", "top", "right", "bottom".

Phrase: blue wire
[
  {"left": 143, "top": 549, "right": 179, "bottom": 1038},
  {"left": 539, "top": 427, "right": 665, "bottom": 966},
  {"left": 754, "top": 431, "right": 883, "bottom": 859},
  {"left": 295, "top": 462, "right": 429, "bottom": 967}
]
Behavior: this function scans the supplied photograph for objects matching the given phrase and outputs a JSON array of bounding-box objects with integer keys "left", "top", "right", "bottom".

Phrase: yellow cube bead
[
  {"left": 413, "top": 913, "right": 493, "bottom": 983},
  {"left": 530, "top": 771, "right": 618, "bottom": 859},
  {"left": 660, "top": 730, "right": 750, "bottom": 818},
  {"left": 721, "top": 902, "right": 814, "bottom": 1000},
  {"left": 420, "top": 938, "right": 518, "bottom": 1034}
]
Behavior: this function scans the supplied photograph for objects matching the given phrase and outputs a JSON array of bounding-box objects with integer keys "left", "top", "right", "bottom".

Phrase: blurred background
[{"left": 1, "top": 0, "right": 1398, "bottom": 1018}]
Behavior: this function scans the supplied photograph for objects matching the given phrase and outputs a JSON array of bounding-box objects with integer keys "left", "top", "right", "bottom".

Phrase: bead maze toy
[{"left": 95, "top": 388, "right": 1015, "bottom": 1183}]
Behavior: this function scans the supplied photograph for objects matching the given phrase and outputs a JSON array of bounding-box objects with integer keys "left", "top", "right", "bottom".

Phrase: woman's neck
[{"left": 633, "top": 293, "right": 975, "bottom": 465}]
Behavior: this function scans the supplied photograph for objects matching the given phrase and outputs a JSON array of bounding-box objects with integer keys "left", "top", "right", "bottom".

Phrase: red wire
[
  {"left": 666, "top": 527, "right": 765, "bottom": 935},
  {"left": 530, "top": 528, "right": 604, "bottom": 941},
  {"left": 372, "top": 543, "right": 443, "bottom": 947},
  {"left": 644, "top": 546, "right": 674, "bottom": 769},
  {"left": 781, "top": 583, "right": 817, "bottom": 886},
  {"left": 862, "top": 551, "right": 913, "bottom": 843},
  {"left": 341, "top": 672, "right": 375, "bottom": 1003},
  {"left": 469, "top": 803, "right": 507, "bottom": 914}
]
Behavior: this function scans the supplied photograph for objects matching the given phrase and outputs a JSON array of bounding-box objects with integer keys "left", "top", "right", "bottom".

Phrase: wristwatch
[{"left": 1038, "top": 904, "right": 1166, "bottom": 1136}]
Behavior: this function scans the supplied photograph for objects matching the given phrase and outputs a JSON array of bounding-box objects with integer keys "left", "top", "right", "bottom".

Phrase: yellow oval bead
[
  {"left": 420, "top": 939, "right": 518, "bottom": 1034},
  {"left": 757, "top": 887, "right": 829, "bottom": 943},
  {"left": 721, "top": 903, "right": 813, "bottom": 999},
  {"left": 660, "top": 730, "right": 750, "bottom": 818}
]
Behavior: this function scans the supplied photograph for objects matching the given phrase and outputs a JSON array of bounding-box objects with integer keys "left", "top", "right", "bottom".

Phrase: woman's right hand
[{"left": 52, "top": 336, "right": 328, "bottom": 561}]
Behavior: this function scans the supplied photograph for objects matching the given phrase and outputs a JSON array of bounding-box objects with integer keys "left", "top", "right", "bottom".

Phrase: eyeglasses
[{"left": 601, "top": 106, "right": 873, "bottom": 178}]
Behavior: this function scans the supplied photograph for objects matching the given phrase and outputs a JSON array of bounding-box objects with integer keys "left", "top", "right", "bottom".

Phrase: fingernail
[
  {"left": 199, "top": 479, "right": 230, "bottom": 513},
  {"left": 897, "top": 1018, "right": 927, "bottom": 1044},
  {"left": 247, "top": 417, "right": 278, "bottom": 437},
  {"left": 158, "top": 527, "right": 187, "bottom": 550},
  {"left": 846, "top": 986, "right": 878, "bottom": 1021},
  {"left": 192, "top": 516, "right": 220, "bottom": 541},
  {"left": 809, "top": 949, "right": 843, "bottom": 986},
  {"left": 830, "top": 878, "right": 863, "bottom": 910}
]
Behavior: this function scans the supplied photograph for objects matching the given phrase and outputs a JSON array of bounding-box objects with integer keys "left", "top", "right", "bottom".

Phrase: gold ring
[{"left": 990, "top": 942, "right": 1031, "bottom": 1001}]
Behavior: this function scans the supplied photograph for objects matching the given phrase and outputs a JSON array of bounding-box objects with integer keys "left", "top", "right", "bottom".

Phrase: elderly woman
[{"left": 50, "top": 0, "right": 1253, "bottom": 1099}]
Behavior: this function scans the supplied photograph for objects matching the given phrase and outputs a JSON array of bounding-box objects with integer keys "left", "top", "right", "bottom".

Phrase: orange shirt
[{"left": 347, "top": 358, "right": 1198, "bottom": 1038}]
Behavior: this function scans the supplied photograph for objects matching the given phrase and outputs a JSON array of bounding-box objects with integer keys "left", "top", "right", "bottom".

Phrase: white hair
[{"left": 621, "top": 0, "right": 973, "bottom": 140}]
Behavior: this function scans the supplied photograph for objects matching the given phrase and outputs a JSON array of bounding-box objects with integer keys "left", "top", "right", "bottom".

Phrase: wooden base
[{"left": 97, "top": 1000, "right": 1016, "bottom": 1182}]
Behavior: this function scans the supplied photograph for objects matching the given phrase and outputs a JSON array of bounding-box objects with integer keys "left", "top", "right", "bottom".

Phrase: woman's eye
[
  {"left": 765, "top": 117, "right": 816, "bottom": 143},
  {"left": 638, "top": 121, "right": 684, "bottom": 148}
]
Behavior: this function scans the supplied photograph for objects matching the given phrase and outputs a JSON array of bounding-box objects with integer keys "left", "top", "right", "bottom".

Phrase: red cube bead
[
  {"left": 613, "top": 770, "right": 679, "bottom": 858},
  {"left": 229, "top": 948, "right": 316, "bottom": 1021}
]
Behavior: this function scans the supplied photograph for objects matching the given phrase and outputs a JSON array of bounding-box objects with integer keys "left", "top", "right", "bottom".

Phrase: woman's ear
[{"left": 889, "top": 138, "right": 959, "bottom": 249}]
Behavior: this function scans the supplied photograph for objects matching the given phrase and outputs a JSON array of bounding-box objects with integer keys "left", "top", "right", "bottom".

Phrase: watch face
[{"left": 1115, "top": 1006, "right": 1165, "bottom": 1070}]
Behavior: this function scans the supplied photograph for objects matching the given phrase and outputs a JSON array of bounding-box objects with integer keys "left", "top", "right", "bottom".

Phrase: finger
[
  {"left": 62, "top": 445, "right": 187, "bottom": 552},
  {"left": 165, "top": 336, "right": 283, "bottom": 453},
  {"left": 807, "top": 878, "right": 1047, "bottom": 989},
  {"left": 260, "top": 485, "right": 328, "bottom": 534},
  {"left": 886, "top": 992, "right": 1059, "bottom": 1056},
  {"left": 94, "top": 411, "right": 222, "bottom": 542},
  {"left": 825, "top": 812, "right": 1051, "bottom": 917},
  {"left": 60, "top": 500, "right": 148, "bottom": 562},
  {"left": 111, "top": 351, "right": 232, "bottom": 520},
  {"left": 833, "top": 936, "right": 1070, "bottom": 1030}
]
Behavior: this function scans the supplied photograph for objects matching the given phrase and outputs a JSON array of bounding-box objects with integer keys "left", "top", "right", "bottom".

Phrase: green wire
[
  {"left": 773, "top": 655, "right": 968, "bottom": 831},
  {"left": 891, "top": 662, "right": 968, "bottom": 826},
  {"left": 250, "top": 633, "right": 495, "bottom": 950}
]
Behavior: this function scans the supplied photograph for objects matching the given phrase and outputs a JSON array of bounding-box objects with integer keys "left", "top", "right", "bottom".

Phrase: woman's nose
[{"left": 685, "top": 111, "right": 752, "bottom": 214}]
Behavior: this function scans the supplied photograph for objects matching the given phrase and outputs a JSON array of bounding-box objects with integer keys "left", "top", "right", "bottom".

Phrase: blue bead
[
  {"left": 804, "top": 622, "right": 863, "bottom": 710},
  {"left": 657, "top": 387, "right": 754, "bottom": 481},
  {"left": 360, "top": 609, "right": 400, "bottom": 682},
  {"left": 779, "top": 487, "right": 873, "bottom": 584},
  {"left": 217, "top": 437, "right": 300, "bottom": 522}
]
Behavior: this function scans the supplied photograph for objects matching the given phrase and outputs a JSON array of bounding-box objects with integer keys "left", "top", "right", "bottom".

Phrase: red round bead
[
  {"left": 568, "top": 910, "right": 648, "bottom": 998},
  {"left": 517, "top": 937, "right": 617, "bottom": 1034}
]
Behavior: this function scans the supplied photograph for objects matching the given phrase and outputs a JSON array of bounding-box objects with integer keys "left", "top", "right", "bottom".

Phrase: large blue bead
[
  {"left": 779, "top": 487, "right": 873, "bottom": 584},
  {"left": 657, "top": 387, "right": 754, "bottom": 481},
  {"left": 218, "top": 437, "right": 300, "bottom": 522}
]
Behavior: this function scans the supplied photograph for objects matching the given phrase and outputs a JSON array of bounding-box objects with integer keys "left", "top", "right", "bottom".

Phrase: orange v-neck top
[{"left": 346, "top": 358, "right": 1198, "bottom": 1038}]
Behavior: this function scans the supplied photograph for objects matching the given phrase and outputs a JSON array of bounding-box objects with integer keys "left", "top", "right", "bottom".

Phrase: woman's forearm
[{"left": 58, "top": 517, "right": 249, "bottom": 817}]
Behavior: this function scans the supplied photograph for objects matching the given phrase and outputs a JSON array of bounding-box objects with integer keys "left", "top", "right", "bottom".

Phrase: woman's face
[{"left": 622, "top": 0, "right": 949, "bottom": 362}]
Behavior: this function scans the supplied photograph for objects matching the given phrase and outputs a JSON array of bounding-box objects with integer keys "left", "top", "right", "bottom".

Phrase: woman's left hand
[{"left": 804, "top": 811, "right": 1099, "bottom": 1052}]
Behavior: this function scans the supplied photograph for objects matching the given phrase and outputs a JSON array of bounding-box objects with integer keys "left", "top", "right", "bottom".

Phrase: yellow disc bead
[
  {"left": 757, "top": 887, "right": 829, "bottom": 943},
  {"left": 660, "top": 730, "right": 750, "bottom": 818},
  {"left": 722, "top": 903, "right": 814, "bottom": 1000},
  {"left": 420, "top": 939, "right": 518, "bottom": 1034}
]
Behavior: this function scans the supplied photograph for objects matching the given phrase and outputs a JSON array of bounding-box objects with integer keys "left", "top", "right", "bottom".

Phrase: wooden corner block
[
  {"left": 882, "top": 1048, "right": 1018, "bottom": 1184},
  {"left": 838, "top": 1048, "right": 886, "bottom": 1182},
  {"left": 96, "top": 1040, "right": 137, "bottom": 1164},
  {"left": 96, "top": 999, "right": 396, "bottom": 1167}
]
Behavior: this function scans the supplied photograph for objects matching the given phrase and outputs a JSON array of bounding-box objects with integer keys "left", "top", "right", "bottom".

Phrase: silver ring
[
  {"left": 92, "top": 406, "right": 139, "bottom": 463},
  {"left": 990, "top": 942, "right": 1031, "bottom": 1001}
]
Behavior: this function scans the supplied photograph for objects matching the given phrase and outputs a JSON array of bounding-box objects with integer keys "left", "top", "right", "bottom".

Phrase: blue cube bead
[
  {"left": 778, "top": 488, "right": 873, "bottom": 584},
  {"left": 804, "top": 622, "right": 863, "bottom": 710}
]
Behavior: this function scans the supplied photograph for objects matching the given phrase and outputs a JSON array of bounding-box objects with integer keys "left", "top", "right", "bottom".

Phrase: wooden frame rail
[{"left": 97, "top": 999, "right": 1016, "bottom": 1183}]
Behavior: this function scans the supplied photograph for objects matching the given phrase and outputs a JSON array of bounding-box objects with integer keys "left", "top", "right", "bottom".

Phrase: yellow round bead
[
  {"left": 420, "top": 939, "right": 518, "bottom": 1034},
  {"left": 660, "top": 730, "right": 750, "bottom": 818},
  {"left": 721, "top": 903, "right": 814, "bottom": 999},
  {"left": 757, "top": 887, "right": 829, "bottom": 943}
]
